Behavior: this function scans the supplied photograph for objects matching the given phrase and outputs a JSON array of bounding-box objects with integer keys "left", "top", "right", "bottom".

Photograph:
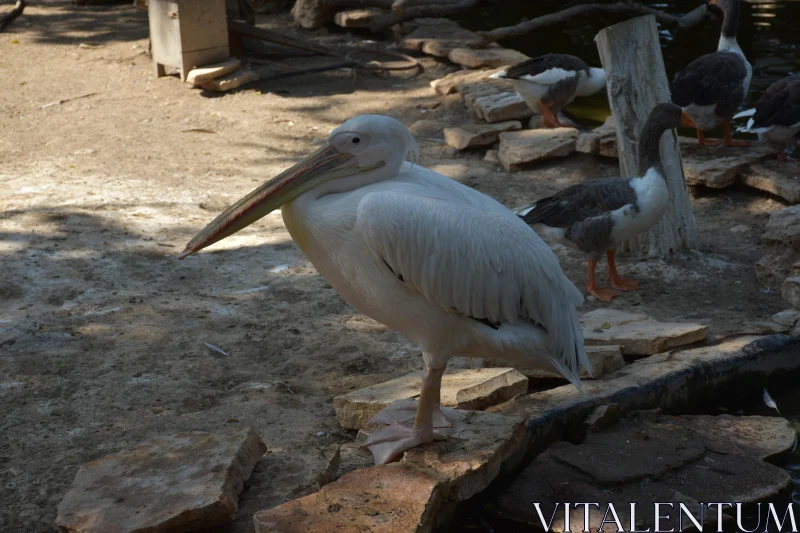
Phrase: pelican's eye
[{"left": 352, "top": 137, "right": 361, "bottom": 145}]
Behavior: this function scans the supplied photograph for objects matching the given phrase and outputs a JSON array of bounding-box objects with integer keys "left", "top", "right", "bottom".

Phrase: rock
[
  {"left": 333, "top": 368, "right": 528, "bottom": 429},
  {"left": 660, "top": 451, "right": 791, "bottom": 504},
  {"left": 730, "top": 224, "right": 751, "bottom": 233},
  {"left": 400, "top": 19, "right": 482, "bottom": 58},
  {"left": 429, "top": 68, "right": 501, "bottom": 96},
  {"left": 312, "top": 444, "right": 340, "bottom": 489},
  {"left": 408, "top": 119, "right": 444, "bottom": 139},
  {"left": 491, "top": 335, "right": 800, "bottom": 461},
  {"left": 253, "top": 464, "right": 442, "bottom": 533},
  {"left": 581, "top": 308, "right": 708, "bottom": 356},
  {"left": 576, "top": 132, "right": 600, "bottom": 154},
  {"left": 494, "top": 411, "right": 793, "bottom": 532},
  {"left": 509, "top": 344, "right": 625, "bottom": 380},
  {"left": 773, "top": 309, "right": 800, "bottom": 327},
  {"left": 756, "top": 205, "right": 800, "bottom": 292},
  {"left": 291, "top": 0, "right": 336, "bottom": 29},
  {"left": 527, "top": 113, "right": 578, "bottom": 130},
  {"left": 498, "top": 128, "right": 578, "bottom": 172},
  {"left": 333, "top": 8, "right": 386, "bottom": 28},
  {"left": 447, "top": 47, "right": 529, "bottom": 69},
  {"left": 682, "top": 143, "right": 774, "bottom": 188},
  {"left": 740, "top": 160, "right": 800, "bottom": 203},
  {"left": 56, "top": 429, "right": 266, "bottom": 533},
  {"left": 667, "top": 414, "right": 797, "bottom": 462},
  {"left": 443, "top": 120, "right": 522, "bottom": 150},
  {"left": 552, "top": 418, "right": 706, "bottom": 484},
  {"left": 484, "top": 149, "right": 499, "bottom": 163},
  {"left": 357, "top": 403, "right": 527, "bottom": 501},
  {"left": 583, "top": 403, "right": 624, "bottom": 432},
  {"left": 783, "top": 277, "right": 800, "bottom": 308},
  {"left": 458, "top": 81, "right": 532, "bottom": 123}
]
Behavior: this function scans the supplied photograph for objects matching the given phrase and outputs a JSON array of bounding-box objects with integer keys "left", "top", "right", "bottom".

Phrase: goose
[
  {"left": 671, "top": 0, "right": 751, "bottom": 147},
  {"left": 490, "top": 53, "right": 606, "bottom": 128},
  {"left": 735, "top": 75, "right": 800, "bottom": 162},
  {"left": 515, "top": 103, "right": 682, "bottom": 302},
  {"left": 179, "top": 115, "right": 589, "bottom": 465}
]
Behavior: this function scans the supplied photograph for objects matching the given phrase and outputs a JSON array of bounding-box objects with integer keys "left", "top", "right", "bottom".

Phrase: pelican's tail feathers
[{"left": 548, "top": 301, "right": 590, "bottom": 391}]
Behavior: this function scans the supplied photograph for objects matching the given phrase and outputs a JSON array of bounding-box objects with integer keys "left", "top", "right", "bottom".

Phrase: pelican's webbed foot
[
  {"left": 368, "top": 398, "right": 452, "bottom": 428},
  {"left": 363, "top": 422, "right": 447, "bottom": 465}
]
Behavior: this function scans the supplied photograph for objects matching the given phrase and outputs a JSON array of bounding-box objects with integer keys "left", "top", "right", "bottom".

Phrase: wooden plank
[
  {"left": 595, "top": 15, "right": 698, "bottom": 257},
  {"left": 200, "top": 70, "right": 260, "bottom": 92},
  {"left": 186, "top": 58, "right": 242, "bottom": 85},
  {"left": 227, "top": 19, "right": 341, "bottom": 57}
]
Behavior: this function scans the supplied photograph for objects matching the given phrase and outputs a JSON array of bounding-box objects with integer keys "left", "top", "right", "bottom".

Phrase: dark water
[{"left": 456, "top": 0, "right": 800, "bottom": 141}]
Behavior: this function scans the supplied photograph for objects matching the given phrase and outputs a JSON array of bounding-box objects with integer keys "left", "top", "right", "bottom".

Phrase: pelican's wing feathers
[{"left": 356, "top": 189, "right": 588, "bottom": 379}]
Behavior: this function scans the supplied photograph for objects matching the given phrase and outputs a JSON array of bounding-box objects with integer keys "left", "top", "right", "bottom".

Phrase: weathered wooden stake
[{"left": 595, "top": 15, "right": 698, "bottom": 258}]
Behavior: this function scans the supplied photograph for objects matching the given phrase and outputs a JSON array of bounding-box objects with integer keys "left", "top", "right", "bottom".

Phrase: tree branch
[
  {"left": 0, "top": 0, "right": 25, "bottom": 33},
  {"left": 478, "top": 2, "right": 709, "bottom": 43}
]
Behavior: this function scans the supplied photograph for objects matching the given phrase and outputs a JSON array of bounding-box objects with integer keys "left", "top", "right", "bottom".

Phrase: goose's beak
[{"left": 178, "top": 144, "right": 357, "bottom": 259}]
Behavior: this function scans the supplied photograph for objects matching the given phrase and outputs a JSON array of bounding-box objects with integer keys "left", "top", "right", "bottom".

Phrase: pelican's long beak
[{"left": 178, "top": 144, "right": 357, "bottom": 259}]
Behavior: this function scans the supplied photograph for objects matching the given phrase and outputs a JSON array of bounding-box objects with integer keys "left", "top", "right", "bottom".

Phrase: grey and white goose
[
  {"left": 514, "top": 103, "right": 682, "bottom": 302},
  {"left": 735, "top": 75, "right": 800, "bottom": 162},
  {"left": 671, "top": 0, "right": 752, "bottom": 147},
  {"left": 490, "top": 54, "right": 606, "bottom": 128}
]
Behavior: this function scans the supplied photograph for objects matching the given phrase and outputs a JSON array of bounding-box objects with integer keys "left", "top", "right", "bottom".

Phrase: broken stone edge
[{"left": 491, "top": 335, "right": 800, "bottom": 459}]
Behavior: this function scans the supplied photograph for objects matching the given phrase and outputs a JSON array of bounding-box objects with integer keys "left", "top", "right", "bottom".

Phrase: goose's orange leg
[
  {"left": 587, "top": 258, "right": 620, "bottom": 302},
  {"left": 682, "top": 112, "right": 721, "bottom": 146},
  {"left": 539, "top": 100, "right": 563, "bottom": 128},
  {"left": 607, "top": 250, "right": 640, "bottom": 291},
  {"left": 723, "top": 120, "right": 749, "bottom": 147}
]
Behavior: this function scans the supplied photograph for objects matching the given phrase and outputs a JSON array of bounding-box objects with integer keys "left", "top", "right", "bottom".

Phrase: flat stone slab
[
  {"left": 577, "top": 116, "right": 619, "bottom": 158},
  {"left": 357, "top": 403, "right": 527, "bottom": 501},
  {"left": 56, "top": 429, "right": 266, "bottom": 533},
  {"left": 498, "top": 128, "right": 578, "bottom": 172},
  {"left": 400, "top": 18, "right": 483, "bottom": 58},
  {"left": 494, "top": 411, "right": 793, "bottom": 532},
  {"left": 551, "top": 418, "right": 707, "bottom": 483},
  {"left": 491, "top": 336, "right": 800, "bottom": 443},
  {"left": 741, "top": 160, "right": 800, "bottom": 203},
  {"left": 756, "top": 205, "right": 800, "bottom": 291},
  {"left": 253, "top": 464, "right": 442, "bottom": 533},
  {"left": 448, "top": 47, "right": 529, "bottom": 69},
  {"left": 519, "top": 344, "right": 625, "bottom": 380},
  {"left": 458, "top": 80, "right": 532, "bottom": 124},
  {"left": 681, "top": 141, "right": 774, "bottom": 189},
  {"left": 582, "top": 308, "right": 708, "bottom": 356},
  {"left": 773, "top": 308, "right": 800, "bottom": 327},
  {"left": 333, "top": 368, "right": 528, "bottom": 430},
  {"left": 783, "top": 276, "right": 800, "bottom": 308},
  {"left": 430, "top": 68, "right": 501, "bottom": 96},
  {"left": 443, "top": 120, "right": 522, "bottom": 150},
  {"left": 666, "top": 414, "right": 796, "bottom": 461}
]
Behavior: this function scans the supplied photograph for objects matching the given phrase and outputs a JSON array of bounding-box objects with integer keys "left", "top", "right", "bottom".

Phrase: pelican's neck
[{"left": 575, "top": 67, "right": 606, "bottom": 97}]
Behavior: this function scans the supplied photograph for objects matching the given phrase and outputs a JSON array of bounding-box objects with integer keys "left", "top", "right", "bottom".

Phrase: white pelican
[
  {"left": 671, "top": 0, "right": 751, "bottom": 147},
  {"left": 515, "top": 103, "right": 683, "bottom": 302},
  {"left": 179, "top": 115, "right": 589, "bottom": 465}
]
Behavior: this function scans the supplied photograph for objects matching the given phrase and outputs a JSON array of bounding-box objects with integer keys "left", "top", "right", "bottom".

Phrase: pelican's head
[{"left": 178, "top": 114, "right": 418, "bottom": 259}]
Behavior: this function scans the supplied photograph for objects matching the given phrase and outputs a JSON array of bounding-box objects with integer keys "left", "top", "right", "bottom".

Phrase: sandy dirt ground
[{"left": 0, "top": 3, "right": 792, "bottom": 532}]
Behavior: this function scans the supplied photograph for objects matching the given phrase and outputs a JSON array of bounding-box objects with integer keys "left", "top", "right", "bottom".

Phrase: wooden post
[{"left": 595, "top": 15, "right": 698, "bottom": 257}]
